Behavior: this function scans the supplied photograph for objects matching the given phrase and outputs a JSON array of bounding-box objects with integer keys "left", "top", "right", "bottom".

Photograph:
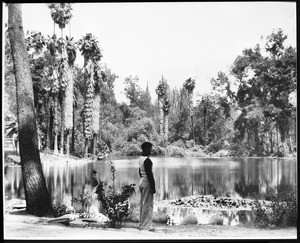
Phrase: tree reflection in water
[{"left": 4, "top": 157, "right": 297, "bottom": 206}]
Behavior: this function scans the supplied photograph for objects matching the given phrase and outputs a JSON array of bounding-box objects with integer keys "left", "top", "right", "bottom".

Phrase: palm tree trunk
[
  {"left": 53, "top": 94, "right": 59, "bottom": 155},
  {"left": 65, "top": 65, "right": 74, "bottom": 155},
  {"left": 71, "top": 108, "right": 75, "bottom": 154},
  {"left": 276, "top": 125, "right": 279, "bottom": 152},
  {"left": 45, "top": 94, "right": 52, "bottom": 154},
  {"left": 66, "top": 129, "right": 71, "bottom": 156},
  {"left": 93, "top": 133, "right": 97, "bottom": 155},
  {"left": 164, "top": 113, "right": 168, "bottom": 144},
  {"left": 191, "top": 114, "right": 195, "bottom": 147},
  {"left": 83, "top": 60, "right": 94, "bottom": 157},
  {"left": 8, "top": 3, "right": 54, "bottom": 217},
  {"left": 159, "top": 99, "right": 164, "bottom": 135},
  {"left": 188, "top": 92, "right": 195, "bottom": 146},
  {"left": 85, "top": 138, "right": 89, "bottom": 156},
  {"left": 270, "top": 127, "right": 273, "bottom": 154},
  {"left": 60, "top": 94, "right": 66, "bottom": 155},
  {"left": 92, "top": 94, "right": 100, "bottom": 155},
  {"left": 203, "top": 106, "right": 207, "bottom": 147}
]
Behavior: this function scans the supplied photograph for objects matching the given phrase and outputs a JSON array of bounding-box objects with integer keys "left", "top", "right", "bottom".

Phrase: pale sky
[{"left": 3, "top": 2, "right": 297, "bottom": 103}]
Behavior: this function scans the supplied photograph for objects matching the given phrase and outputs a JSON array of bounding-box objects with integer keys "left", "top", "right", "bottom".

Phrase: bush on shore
[{"left": 253, "top": 184, "right": 297, "bottom": 228}]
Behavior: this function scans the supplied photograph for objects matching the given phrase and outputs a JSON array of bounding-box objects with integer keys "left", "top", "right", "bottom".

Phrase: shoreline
[{"left": 4, "top": 208, "right": 297, "bottom": 240}]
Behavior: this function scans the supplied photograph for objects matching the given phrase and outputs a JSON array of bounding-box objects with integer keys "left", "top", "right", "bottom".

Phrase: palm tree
[
  {"left": 47, "top": 3, "right": 73, "bottom": 155},
  {"left": 58, "top": 45, "right": 69, "bottom": 155},
  {"left": 183, "top": 77, "right": 196, "bottom": 146},
  {"left": 64, "top": 36, "right": 77, "bottom": 155},
  {"left": 163, "top": 98, "right": 171, "bottom": 144},
  {"left": 78, "top": 33, "right": 102, "bottom": 156},
  {"left": 51, "top": 62, "right": 60, "bottom": 154},
  {"left": 155, "top": 76, "right": 168, "bottom": 136}
]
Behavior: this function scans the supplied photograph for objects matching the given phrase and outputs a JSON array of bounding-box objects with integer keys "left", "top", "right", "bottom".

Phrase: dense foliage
[
  {"left": 4, "top": 26, "right": 296, "bottom": 157},
  {"left": 253, "top": 184, "right": 297, "bottom": 228}
]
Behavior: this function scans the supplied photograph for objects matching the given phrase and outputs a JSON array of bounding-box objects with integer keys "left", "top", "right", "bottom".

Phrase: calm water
[{"left": 4, "top": 156, "right": 297, "bottom": 207}]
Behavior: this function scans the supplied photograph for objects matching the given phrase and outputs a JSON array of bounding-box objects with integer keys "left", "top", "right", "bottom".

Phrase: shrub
[
  {"left": 72, "top": 190, "right": 96, "bottom": 218},
  {"left": 124, "top": 143, "right": 140, "bottom": 156},
  {"left": 253, "top": 184, "right": 297, "bottom": 228},
  {"left": 166, "top": 145, "right": 186, "bottom": 157},
  {"left": 171, "top": 139, "right": 186, "bottom": 149},
  {"left": 185, "top": 140, "right": 194, "bottom": 149},
  {"left": 209, "top": 214, "right": 224, "bottom": 225},
  {"left": 229, "top": 143, "right": 250, "bottom": 157},
  {"left": 52, "top": 201, "right": 71, "bottom": 217},
  {"left": 152, "top": 145, "right": 165, "bottom": 155},
  {"left": 181, "top": 214, "right": 198, "bottom": 225},
  {"left": 205, "top": 140, "right": 223, "bottom": 153},
  {"left": 91, "top": 162, "right": 136, "bottom": 228}
]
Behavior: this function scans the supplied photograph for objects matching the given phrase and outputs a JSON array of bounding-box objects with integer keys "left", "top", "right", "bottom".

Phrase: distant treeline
[{"left": 4, "top": 28, "right": 296, "bottom": 158}]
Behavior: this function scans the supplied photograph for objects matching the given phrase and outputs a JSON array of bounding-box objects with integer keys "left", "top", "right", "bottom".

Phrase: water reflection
[{"left": 4, "top": 157, "right": 297, "bottom": 208}]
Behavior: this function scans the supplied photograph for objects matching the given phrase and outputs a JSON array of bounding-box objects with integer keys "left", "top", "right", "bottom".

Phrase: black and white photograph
[{"left": 3, "top": 2, "right": 297, "bottom": 240}]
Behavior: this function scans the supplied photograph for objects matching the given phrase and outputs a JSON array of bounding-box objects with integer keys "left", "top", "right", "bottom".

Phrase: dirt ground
[{"left": 4, "top": 210, "right": 297, "bottom": 240}]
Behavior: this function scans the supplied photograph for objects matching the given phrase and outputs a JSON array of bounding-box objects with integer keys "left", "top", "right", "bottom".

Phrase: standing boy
[{"left": 138, "top": 141, "right": 156, "bottom": 231}]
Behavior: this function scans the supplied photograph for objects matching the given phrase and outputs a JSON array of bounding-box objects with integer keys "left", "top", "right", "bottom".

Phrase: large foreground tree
[{"left": 8, "top": 4, "right": 54, "bottom": 217}]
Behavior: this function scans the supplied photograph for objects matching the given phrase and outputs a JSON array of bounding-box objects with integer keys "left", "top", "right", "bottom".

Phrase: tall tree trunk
[
  {"left": 270, "top": 127, "right": 273, "bottom": 154},
  {"left": 159, "top": 98, "right": 164, "bottom": 135},
  {"left": 49, "top": 106, "right": 54, "bottom": 150},
  {"left": 65, "top": 64, "right": 74, "bottom": 156},
  {"left": 44, "top": 93, "right": 51, "bottom": 153},
  {"left": 66, "top": 129, "right": 71, "bottom": 156},
  {"left": 188, "top": 92, "right": 195, "bottom": 146},
  {"left": 203, "top": 106, "right": 207, "bottom": 147},
  {"left": 71, "top": 108, "right": 75, "bottom": 154},
  {"left": 92, "top": 94, "right": 100, "bottom": 155},
  {"left": 164, "top": 113, "right": 169, "bottom": 144},
  {"left": 53, "top": 94, "right": 59, "bottom": 154},
  {"left": 288, "top": 134, "right": 293, "bottom": 153},
  {"left": 93, "top": 133, "right": 97, "bottom": 155},
  {"left": 254, "top": 123, "right": 260, "bottom": 155},
  {"left": 8, "top": 4, "right": 54, "bottom": 217},
  {"left": 85, "top": 138, "right": 89, "bottom": 156},
  {"left": 191, "top": 114, "right": 195, "bottom": 147},
  {"left": 60, "top": 94, "right": 66, "bottom": 155},
  {"left": 83, "top": 60, "right": 94, "bottom": 156},
  {"left": 276, "top": 125, "right": 279, "bottom": 152}
]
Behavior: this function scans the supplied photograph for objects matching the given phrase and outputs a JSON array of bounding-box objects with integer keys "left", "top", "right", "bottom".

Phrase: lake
[{"left": 4, "top": 156, "right": 297, "bottom": 206}]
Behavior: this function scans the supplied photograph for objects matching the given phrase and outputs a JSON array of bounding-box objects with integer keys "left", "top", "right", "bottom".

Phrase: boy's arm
[{"left": 144, "top": 158, "right": 156, "bottom": 194}]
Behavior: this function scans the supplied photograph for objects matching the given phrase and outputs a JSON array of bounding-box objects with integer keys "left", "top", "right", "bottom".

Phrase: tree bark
[
  {"left": 8, "top": 4, "right": 54, "bottom": 217},
  {"left": 159, "top": 98, "right": 164, "bottom": 135},
  {"left": 45, "top": 93, "right": 51, "bottom": 153},
  {"left": 60, "top": 94, "right": 66, "bottom": 155},
  {"left": 92, "top": 94, "right": 101, "bottom": 155},
  {"left": 191, "top": 114, "right": 195, "bottom": 147},
  {"left": 270, "top": 128, "right": 273, "bottom": 154},
  {"left": 203, "top": 106, "right": 207, "bottom": 147},
  {"left": 85, "top": 138, "right": 89, "bottom": 156},
  {"left": 65, "top": 64, "right": 74, "bottom": 155},
  {"left": 71, "top": 108, "right": 75, "bottom": 154},
  {"left": 66, "top": 129, "right": 71, "bottom": 156},
  {"left": 93, "top": 133, "right": 97, "bottom": 155},
  {"left": 164, "top": 113, "right": 169, "bottom": 144},
  {"left": 53, "top": 94, "right": 59, "bottom": 154}
]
